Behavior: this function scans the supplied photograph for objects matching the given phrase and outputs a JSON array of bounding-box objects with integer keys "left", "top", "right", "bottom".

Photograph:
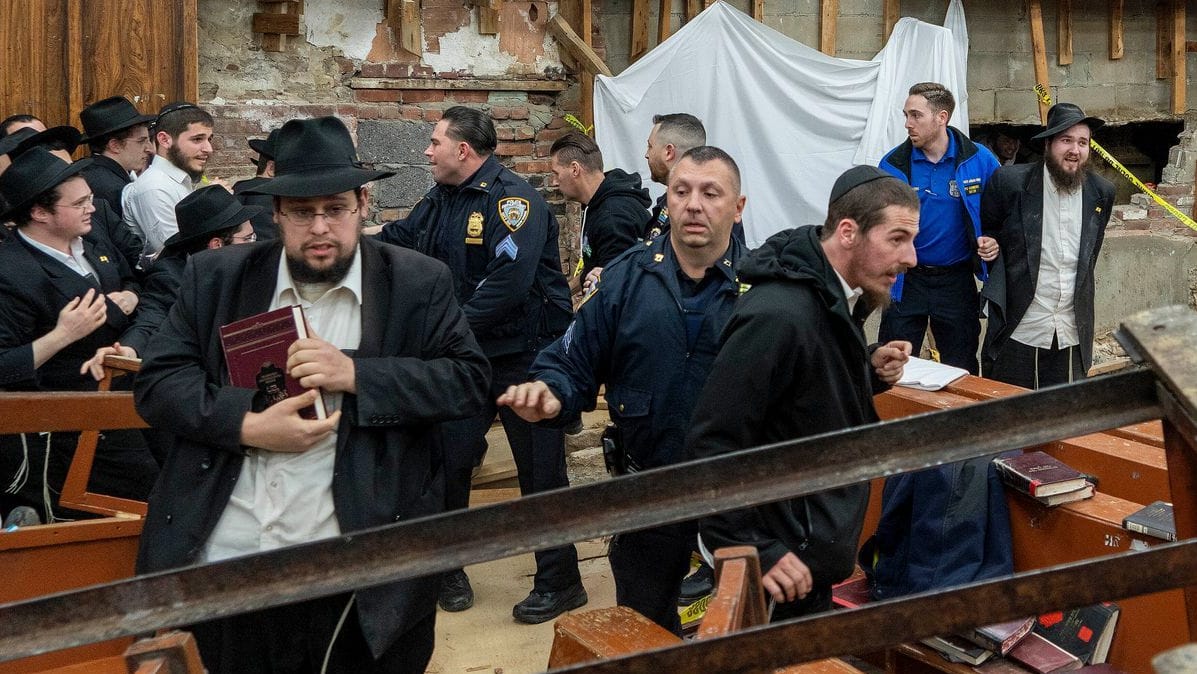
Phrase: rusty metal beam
[{"left": 0, "top": 365, "right": 1162, "bottom": 662}]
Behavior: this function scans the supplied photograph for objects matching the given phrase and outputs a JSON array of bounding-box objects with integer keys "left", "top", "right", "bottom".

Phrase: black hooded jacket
[
  {"left": 685, "top": 225, "right": 887, "bottom": 599},
  {"left": 579, "top": 169, "right": 651, "bottom": 278}
]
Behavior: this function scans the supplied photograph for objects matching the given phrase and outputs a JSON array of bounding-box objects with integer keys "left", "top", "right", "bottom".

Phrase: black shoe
[
  {"left": 679, "top": 562, "right": 714, "bottom": 603},
  {"left": 512, "top": 583, "right": 588, "bottom": 624},
  {"left": 438, "top": 569, "right": 474, "bottom": 612}
]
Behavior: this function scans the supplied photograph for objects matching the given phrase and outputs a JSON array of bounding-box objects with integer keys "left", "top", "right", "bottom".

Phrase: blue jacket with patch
[
  {"left": 532, "top": 234, "right": 744, "bottom": 470},
  {"left": 379, "top": 155, "right": 573, "bottom": 357},
  {"left": 879, "top": 127, "right": 1000, "bottom": 301}
]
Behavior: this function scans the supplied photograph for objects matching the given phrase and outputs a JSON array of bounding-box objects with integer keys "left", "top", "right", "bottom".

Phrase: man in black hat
[
  {"left": 0, "top": 147, "right": 155, "bottom": 521},
  {"left": 133, "top": 115, "right": 489, "bottom": 673},
  {"left": 79, "top": 96, "right": 156, "bottom": 219},
  {"left": 232, "top": 128, "right": 280, "bottom": 241},
  {"left": 684, "top": 165, "right": 917, "bottom": 621},
  {"left": 123, "top": 102, "right": 214, "bottom": 263},
  {"left": 980, "top": 102, "right": 1115, "bottom": 389},
  {"left": 81, "top": 184, "right": 260, "bottom": 379},
  {"left": 374, "top": 105, "right": 584, "bottom": 624}
]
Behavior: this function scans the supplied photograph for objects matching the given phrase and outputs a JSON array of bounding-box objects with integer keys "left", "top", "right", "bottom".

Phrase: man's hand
[
  {"left": 106, "top": 290, "right": 139, "bottom": 316},
  {"left": 55, "top": 289, "right": 108, "bottom": 343},
  {"left": 976, "top": 236, "right": 1000, "bottom": 262},
  {"left": 239, "top": 390, "right": 341, "bottom": 453},
  {"left": 80, "top": 342, "right": 138, "bottom": 381},
  {"left": 288, "top": 337, "right": 356, "bottom": 394},
  {"left": 762, "top": 552, "right": 813, "bottom": 604},
  {"left": 871, "top": 340, "right": 912, "bottom": 385},
  {"left": 497, "top": 381, "right": 562, "bottom": 422},
  {"left": 582, "top": 267, "right": 604, "bottom": 295}
]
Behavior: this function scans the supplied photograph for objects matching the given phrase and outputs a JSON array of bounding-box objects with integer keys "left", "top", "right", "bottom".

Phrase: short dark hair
[
  {"left": 154, "top": 105, "right": 213, "bottom": 141},
  {"left": 177, "top": 224, "right": 243, "bottom": 255},
  {"left": 651, "top": 113, "right": 706, "bottom": 154},
  {"left": 0, "top": 114, "right": 40, "bottom": 138},
  {"left": 441, "top": 106, "right": 497, "bottom": 156},
  {"left": 9, "top": 183, "right": 65, "bottom": 228},
  {"left": 908, "top": 82, "right": 955, "bottom": 119},
  {"left": 821, "top": 176, "right": 920, "bottom": 239},
  {"left": 88, "top": 123, "right": 149, "bottom": 156},
  {"left": 675, "top": 145, "right": 741, "bottom": 194},
  {"left": 550, "top": 132, "right": 603, "bottom": 173}
]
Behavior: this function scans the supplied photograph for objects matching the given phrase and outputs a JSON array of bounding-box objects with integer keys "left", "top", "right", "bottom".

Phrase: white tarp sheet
[{"left": 594, "top": 1, "right": 969, "bottom": 247}]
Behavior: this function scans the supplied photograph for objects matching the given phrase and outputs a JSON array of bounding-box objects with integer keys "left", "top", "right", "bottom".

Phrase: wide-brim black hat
[
  {"left": 12, "top": 126, "right": 83, "bottom": 158},
  {"left": 0, "top": 148, "right": 92, "bottom": 221},
  {"left": 243, "top": 117, "right": 394, "bottom": 197},
  {"left": 164, "top": 185, "right": 264, "bottom": 250},
  {"left": 1032, "top": 103, "right": 1105, "bottom": 140},
  {"left": 0, "top": 127, "right": 37, "bottom": 157},
  {"left": 248, "top": 128, "right": 281, "bottom": 160},
  {"left": 79, "top": 96, "right": 155, "bottom": 142}
]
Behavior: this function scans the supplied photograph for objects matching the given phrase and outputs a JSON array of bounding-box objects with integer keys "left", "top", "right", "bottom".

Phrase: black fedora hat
[
  {"left": 163, "top": 185, "right": 264, "bottom": 250},
  {"left": 243, "top": 117, "right": 394, "bottom": 197},
  {"left": 248, "top": 128, "right": 281, "bottom": 161},
  {"left": 1032, "top": 103, "right": 1105, "bottom": 140},
  {"left": 0, "top": 147, "right": 91, "bottom": 221},
  {"left": 12, "top": 126, "right": 83, "bottom": 158},
  {"left": 79, "top": 96, "right": 155, "bottom": 143},
  {"left": 0, "top": 127, "right": 37, "bottom": 158}
]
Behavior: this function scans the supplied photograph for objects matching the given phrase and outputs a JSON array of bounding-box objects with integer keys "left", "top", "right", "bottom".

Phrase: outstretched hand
[{"left": 497, "top": 381, "right": 562, "bottom": 423}]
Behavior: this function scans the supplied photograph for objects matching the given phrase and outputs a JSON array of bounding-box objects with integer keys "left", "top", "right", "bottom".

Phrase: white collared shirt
[
  {"left": 833, "top": 268, "right": 864, "bottom": 316},
  {"left": 121, "top": 154, "right": 194, "bottom": 259},
  {"left": 202, "top": 247, "right": 364, "bottom": 563},
  {"left": 1011, "top": 167, "right": 1082, "bottom": 349},
  {"left": 18, "top": 230, "right": 99, "bottom": 280}
]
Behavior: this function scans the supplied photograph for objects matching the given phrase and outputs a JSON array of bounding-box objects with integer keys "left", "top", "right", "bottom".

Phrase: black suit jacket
[
  {"left": 979, "top": 162, "right": 1115, "bottom": 371},
  {"left": 81, "top": 155, "right": 133, "bottom": 218},
  {"left": 0, "top": 232, "right": 137, "bottom": 390},
  {"left": 132, "top": 237, "right": 490, "bottom": 654}
]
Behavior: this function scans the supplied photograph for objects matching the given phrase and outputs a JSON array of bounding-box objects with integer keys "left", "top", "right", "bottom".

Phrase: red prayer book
[
  {"left": 219, "top": 305, "right": 327, "bottom": 420},
  {"left": 993, "top": 451, "right": 1088, "bottom": 498},
  {"left": 1007, "top": 633, "right": 1082, "bottom": 673}
]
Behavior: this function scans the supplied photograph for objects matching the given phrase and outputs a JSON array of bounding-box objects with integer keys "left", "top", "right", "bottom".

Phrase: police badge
[
  {"left": 467, "top": 212, "right": 484, "bottom": 237},
  {"left": 498, "top": 197, "right": 530, "bottom": 232},
  {"left": 948, "top": 179, "right": 960, "bottom": 198}
]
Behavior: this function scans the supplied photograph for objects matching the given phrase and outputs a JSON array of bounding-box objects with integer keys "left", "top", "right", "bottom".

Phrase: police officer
[
  {"left": 500, "top": 146, "right": 747, "bottom": 634},
  {"left": 376, "top": 106, "right": 584, "bottom": 624}
]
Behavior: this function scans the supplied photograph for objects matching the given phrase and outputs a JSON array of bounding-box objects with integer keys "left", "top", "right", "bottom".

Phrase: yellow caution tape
[
  {"left": 1033, "top": 84, "right": 1197, "bottom": 232},
  {"left": 678, "top": 593, "right": 710, "bottom": 632}
]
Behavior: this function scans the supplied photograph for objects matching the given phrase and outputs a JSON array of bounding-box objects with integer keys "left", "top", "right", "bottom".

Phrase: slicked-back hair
[
  {"left": 675, "top": 145, "right": 740, "bottom": 194},
  {"left": 550, "top": 132, "right": 603, "bottom": 173},
  {"left": 155, "top": 106, "right": 213, "bottom": 141},
  {"left": 908, "top": 82, "right": 955, "bottom": 119},
  {"left": 820, "top": 176, "right": 920, "bottom": 239},
  {"left": 441, "top": 106, "right": 497, "bottom": 157},
  {"left": 651, "top": 113, "right": 706, "bottom": 154},
  {"left": 89, "top": 123, "right": 149, "bottom": 156},
  {"left": 0, "top": 114, "right": 40, "bottom": 138},
  {"left": 8, "top": 183, "right": 64, "bottom": 228}
]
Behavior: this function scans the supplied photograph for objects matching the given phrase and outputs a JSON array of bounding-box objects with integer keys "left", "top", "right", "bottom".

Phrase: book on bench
[
  {"left": 1034, "top": 482, "right": 1095, "bottom": 507},
  {"left": 1007, "top": 632, "right": 1082, "bottom": 673},
  {"left": 920, "top": 634, "right": 993, "bottom": 666},
  {"left": 220, "top": 305, "right": 327, "bottom": 420},
  {"left": 1122, "top": 500, "right": 1175, "bottom": 541},
  {"left": 993, "top": 451, "right": 1088, "bottom": 498},
  {"left": 965, "top": 616, "right": 1036, "bottom": 656},
  {"left": 1034, "top": 603, "right": 1120, "bottom": 666}
]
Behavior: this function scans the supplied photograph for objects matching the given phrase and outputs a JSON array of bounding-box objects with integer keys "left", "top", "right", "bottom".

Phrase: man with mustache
[
  {"left": 122, "top": 101, "right": 214, "bottom": 264},
  {"left": 980, "top": 103, "right": 1115, "bottom": 388},
  {"left": 684, "top": 166, "right": 917, "bottom": 620}
]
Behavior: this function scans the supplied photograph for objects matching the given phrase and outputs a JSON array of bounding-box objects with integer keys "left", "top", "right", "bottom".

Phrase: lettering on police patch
[{"left": 498, "top": 197, "right": 530, "bottom": 232}]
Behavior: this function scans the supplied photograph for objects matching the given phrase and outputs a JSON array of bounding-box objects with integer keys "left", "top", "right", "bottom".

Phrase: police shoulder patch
[{"left": 498, "top": 197, "right": 531, "bottom": 232}]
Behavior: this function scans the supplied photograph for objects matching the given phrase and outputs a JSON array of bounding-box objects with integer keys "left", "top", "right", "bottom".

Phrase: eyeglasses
[
  {"left": 278, "top": 205, "right": 359, "bottom": 226},
  {"left": 230, "top": 232, "right": 257, "bottom": 243},
  {"left": 55, "top": 194, "right": 95, "bottom": 211}
]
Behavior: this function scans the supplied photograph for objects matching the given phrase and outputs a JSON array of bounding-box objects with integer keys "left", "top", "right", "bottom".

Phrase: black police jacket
[
  {"left": 378, "top": 156, "right": 572, "bottom": 358},
  {"left": 532, "top": 234, "right": 744, "bottom": 470}
]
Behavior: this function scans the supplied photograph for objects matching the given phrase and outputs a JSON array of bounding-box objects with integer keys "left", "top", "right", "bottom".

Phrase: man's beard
[
  {"left": 286, "top": 245, "right": 355, "bottom": 285},
  {"left": 167, "top": 144, "right": 204, "bottom": 181},
  {"left": 1045, "top": 151, "right": 1087, "bottom": 194}
]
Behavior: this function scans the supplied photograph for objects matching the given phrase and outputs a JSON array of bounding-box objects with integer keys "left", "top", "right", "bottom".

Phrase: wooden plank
[
  {"left": 252, "top": 12, "right": 300, "bottom": 35},
  {"left": 0, "top": 393, "right": 146, "bottom": 434},
  {"left": 548, "top": 14, "right": 614, "bottom": 77},
  {"left": 1163, "top": 409, "right": 1197, "bottom": 639},
  {"left": 478, "top": 1, "right": 500, "bottom": 35},
  {"left": 1027, "top": 0, "right": 1050, "bottom": 122},
  {"left": 630, "top": 0, "right": 650, "bottom": 62},
  {"left": 182, "top": 0, "right": 199, "bottom": 101},
  {"left": 685, "top": 0, "right": 701, "bottom": 22},
  {"left": 548, "top": 607, "right": 680, "bottom": 667},
  {"left": 1057, "top": 0, "right": 1073, "bottom": 65},
  {"left": 351, "top": 77, "right": 569, "bottom": 91},
  {"left": 752, "top": 0, "right": 763, "bottom": 21},
  {"left": 66, "top": 0, "right": 84, "bottom": 132},
  {"left": 883, "top": 0, "right": 900, "bottom": 42},
  {"left": 400, "top": 0, "right": 421, "bottom": 55},
  {"left": 1157, "top": 0, "right": 1171, "bottom": 79},
  {"left": 657, "top": 0, "right": 670, "bottom": 43},
  {"left": 1110, "top": 0, "right": 1124, "bottom": 59},
  {"left": 1170, "top": 0, "right": 1185, "bottom": 114},
  {"left": 820, "top": 0, "right": 838, "bottom": 56},
  {"left": 1189, "top": 40, "right": 1197, "bottom": 52}
]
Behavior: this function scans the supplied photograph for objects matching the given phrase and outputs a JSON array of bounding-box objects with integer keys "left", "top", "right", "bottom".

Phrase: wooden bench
[{"left": 35, "top": 631, "right": 204, "bottom": 674}]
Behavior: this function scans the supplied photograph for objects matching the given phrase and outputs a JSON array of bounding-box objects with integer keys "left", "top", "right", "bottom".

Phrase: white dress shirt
[
  {"left": 202, "top": 248, "right": 364, "bottom": 562},
  {"left": 18, "top": 230, "right": 99, "bottom": 280},
  {"left": 121, "top": 154, "right": 194, "bottom": 259},
  {"left": 1010, "top": 167, "right": 1082, "bottom": 349},
  {"left": 833, "top": 268, "right": 864, "bottom": 316}
]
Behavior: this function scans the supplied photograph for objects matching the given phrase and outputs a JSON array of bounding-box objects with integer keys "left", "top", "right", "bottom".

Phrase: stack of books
[{"left": 993, "top": 451, "right": 1094, "bottom": 506}]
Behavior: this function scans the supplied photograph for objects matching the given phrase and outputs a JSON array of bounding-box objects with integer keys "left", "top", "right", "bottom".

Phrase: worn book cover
[
  {"left": 967, "top": 616, "right": 1036, "bottom": 655},
  {"left": 1008, "top": 632, "right": 1082, "bottom": 673},
  {"left": 1035, "top": 603, "right": 1120, "bottom": 665},
  {"left": 1122, "top": 500, "right": 1175, "bottom": 541},
  {"left": 219, "top": 305, "right": 327, "bottom": 420},
  {"left": 993, "top": 451, "right": 1088, "bottom": 498},
  {"left": 920, "top": 635, "right": 993, "bottom": 666},
  {"left": 1034, "top": 482, "right": 1095, "bottom": 507}
]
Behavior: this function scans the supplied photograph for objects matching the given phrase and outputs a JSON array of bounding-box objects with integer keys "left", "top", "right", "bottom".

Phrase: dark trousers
[
  {"left": 441, "top": 350, "right": 581, "bottom": 592},
  {"left": 608, "top": 521, "right": 696, "bottom": 635},
  {"left": 983, "top": 336, "right": 1084, "bottom": 390},
  {"left": 188, "top": 594, "right": 434, "bottom": 674},
  {"left": 880, "top": 263, "right": 980, "bottom": 374},
  {"left": 769, "top": 585, "right": 832, "bottom": 622}
]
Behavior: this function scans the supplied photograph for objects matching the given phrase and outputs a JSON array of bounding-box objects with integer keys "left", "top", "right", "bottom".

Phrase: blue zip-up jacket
[
  {"left": 532, "top": 234, "right": 744, "bottom": 470},
  {"left": 879, "top": 126, "right": 1000, "bottom": 301}
]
